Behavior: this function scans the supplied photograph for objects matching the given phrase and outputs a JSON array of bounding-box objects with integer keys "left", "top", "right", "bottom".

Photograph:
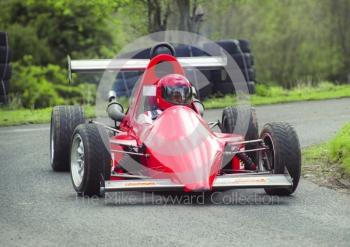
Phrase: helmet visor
[{"left": 163, "top": 85, "right": 192, "bottom": 105}]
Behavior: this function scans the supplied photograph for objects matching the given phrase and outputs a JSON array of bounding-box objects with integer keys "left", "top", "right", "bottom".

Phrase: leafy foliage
[
  {"left": 302, "top": 122, "right": 350, "bottom": 184},
  {"left": 1, "top": 0, "right": 350, "bottom": 109},
  {"left": 10, "top": 56, "right": 96, "bottom": 108},
  {"left": 0, "top": 0, "right": 125, "bottom": 65},
  {"left": 201, "top": 0, "right": 350, "bottom": 86},
  {"left": 0, "top": 0, "right": 124, "bottom": 108},
  {"left": 330, "top": 123, "right": 350, "bottom": 176}
]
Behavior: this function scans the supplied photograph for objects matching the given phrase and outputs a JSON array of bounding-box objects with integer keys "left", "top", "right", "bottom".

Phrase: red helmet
[{"left": 156, "top": 74, "right": 193, "bottom": 110}]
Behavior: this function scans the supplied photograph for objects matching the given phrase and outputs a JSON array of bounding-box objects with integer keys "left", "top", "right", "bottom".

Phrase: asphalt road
[{"left": 1, "top": 98, "right": 350, "bottom": 247}]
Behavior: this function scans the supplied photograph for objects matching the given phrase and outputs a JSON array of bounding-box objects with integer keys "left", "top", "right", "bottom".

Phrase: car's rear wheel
[
  {"left": 70, "top": 123, "right": 111, "bottom": 197},
  {"left": 260, "top": 122, "right": 301, "bottom": 196},
  {"left": 221, "top": 106, "right": 259, "bottom": 165},
  {"left": 50, "top": 105, "right": 85, "bottom": 171}
]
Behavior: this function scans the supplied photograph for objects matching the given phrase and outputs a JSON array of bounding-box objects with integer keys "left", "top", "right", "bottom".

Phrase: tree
[
  {"left": 176, "top": 0, "right": 204, "bottom": 33},
  {"left": 0, "top": 0, "right": 123, "bottom": 65},
  {"left": 141, "top": 0, "right": 205, "bottom": 33},
  {"left": 146, "top": 0, "right": 171, "bottom": 32},
  {"left": 326, "top": 0, "right": 350, "bottom": 82}
]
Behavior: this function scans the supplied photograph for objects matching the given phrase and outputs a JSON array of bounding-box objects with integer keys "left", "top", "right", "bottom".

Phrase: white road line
[{"left": 0, "top": 127, "right": 49, "bottom": 134}]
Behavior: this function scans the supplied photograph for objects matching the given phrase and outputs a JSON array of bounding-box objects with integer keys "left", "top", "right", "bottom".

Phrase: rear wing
[{"left": 67, "top": 55, "right": 227, "bottom": 83}]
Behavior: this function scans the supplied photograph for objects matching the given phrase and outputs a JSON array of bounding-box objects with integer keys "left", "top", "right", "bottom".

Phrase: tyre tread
[
  {"left": 51, "top": 105, "right": 85, "bottom": 171},
  {"left": 71, "top": 124, "right": 111, "bottom": 196},
  {"left": 262, "top": 122, "right": 301, "bottom": 196}
]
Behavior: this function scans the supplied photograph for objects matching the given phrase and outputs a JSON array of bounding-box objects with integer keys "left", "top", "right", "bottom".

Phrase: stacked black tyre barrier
[
  {"left": 113, "top": 39, "right": 257, "bottom": 100},
  {"left": 0, "top": 31, "right": 11, "bottom": 104},
  {"left": 214, "top": 39, "right": 256, "bottom": 95}
]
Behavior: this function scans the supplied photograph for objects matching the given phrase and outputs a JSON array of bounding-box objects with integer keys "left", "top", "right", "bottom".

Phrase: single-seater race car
[{"left": 50, "top": 43, "right": 301, "bottom": 197}]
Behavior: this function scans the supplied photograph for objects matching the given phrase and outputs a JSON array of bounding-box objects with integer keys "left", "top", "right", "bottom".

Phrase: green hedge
[
  {"left": 330, "top": 123, "right": 350, "bottom": 177},
  {"left": 8, "top": 56, "right": 96, "bottom": 109}
]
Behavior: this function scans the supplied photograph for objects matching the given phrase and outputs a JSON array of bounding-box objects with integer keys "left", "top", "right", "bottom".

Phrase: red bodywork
[{"left": 110, "top": 54, "right": 244, "bottom": 191}]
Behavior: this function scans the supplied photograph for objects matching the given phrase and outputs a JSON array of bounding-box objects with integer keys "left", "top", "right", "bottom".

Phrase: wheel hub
[{"left": 71, "top": 134, "right": 85, "bottom": 187}]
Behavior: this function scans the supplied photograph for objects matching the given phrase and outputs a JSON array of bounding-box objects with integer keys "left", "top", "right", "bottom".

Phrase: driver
[{"left": 138, "top": 74, "right": 194, "bottom": 124}]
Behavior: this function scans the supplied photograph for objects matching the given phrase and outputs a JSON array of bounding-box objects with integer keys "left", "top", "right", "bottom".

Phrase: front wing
[{"left": 101, "top": 174, "right": 292, "bottom": 193}]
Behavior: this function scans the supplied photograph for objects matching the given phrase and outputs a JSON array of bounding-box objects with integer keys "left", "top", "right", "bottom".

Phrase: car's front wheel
[
  {"left": 260, "top": 122, "right": 301, "bottom": 196},
  {"left": 70, "top": 124, "right": 111, "bottom": 197}
]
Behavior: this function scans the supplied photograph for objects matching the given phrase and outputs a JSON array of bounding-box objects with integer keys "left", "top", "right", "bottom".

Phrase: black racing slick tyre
[
  {"left": 0, "top": 47, "right": 12, "bottom": 63},
  {"left": 214, "top": 82, "right": 235, "bottom": 94},
  {"left": 242, "top": 68, "right": 256, "bottom": 82},
  {"left": 0, "top": 64, "right": 12, "bottom": 80},
  {"left": 260, "top": 122, "right": 301, "bottom": 196},
  {"left": 238, "top": 39, "right": 251, "bottom": 53},
  {"left": 232, "top": 53, "right": 253, "bottom": 68},
  {"left": 0, "top": 80, "right": 9, "bottom": 97},
  {"left": 0, "top": 32, "right": 8, "bottom": 46},
  {"left": 221, "top": 106, "right": 259, "bottom": 165},
  {"left": 70, "top": 124, "right": 111, "bottom": 197},
  {"left": 216, "top": 40, "right": 241, "bottom": 54},
  {"left": 50, "top": 105, "right": 85, "bottom": 171},
  {"left": 247, "top": 81, "right": 256, "bottom": 94}
]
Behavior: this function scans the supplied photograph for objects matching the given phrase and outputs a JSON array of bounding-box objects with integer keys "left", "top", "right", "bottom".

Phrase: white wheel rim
[{"left": 71, "top": 134, "right": 85, "bottom": 187}]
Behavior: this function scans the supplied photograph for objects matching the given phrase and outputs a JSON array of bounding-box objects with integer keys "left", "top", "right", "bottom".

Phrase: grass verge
[
  {"left": 1, "top": 82, "right": 350, "bottom": 126},
  {"left": 303, "top": 123, "right": 350, "bottom": 189},
  {"left": 0, "top": 105, "right": 95, "bottom": 126},
  {"left": 203, "top": 82, "right": 350, "bottom": 109}
]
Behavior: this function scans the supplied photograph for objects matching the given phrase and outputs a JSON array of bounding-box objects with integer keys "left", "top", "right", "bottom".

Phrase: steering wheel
[{"left": 149, "top": 42, "right": 176, "bottom": 59}]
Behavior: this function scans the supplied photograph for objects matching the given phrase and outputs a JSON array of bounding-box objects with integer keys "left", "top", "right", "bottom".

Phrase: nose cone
[{"left": 143, "top": 106, "right": 224, "bottom": 191}]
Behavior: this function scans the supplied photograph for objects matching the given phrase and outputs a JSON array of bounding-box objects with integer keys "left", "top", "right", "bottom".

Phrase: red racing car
[{"left": 50, "top": 43, "right": 301, "bottom": 197}]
